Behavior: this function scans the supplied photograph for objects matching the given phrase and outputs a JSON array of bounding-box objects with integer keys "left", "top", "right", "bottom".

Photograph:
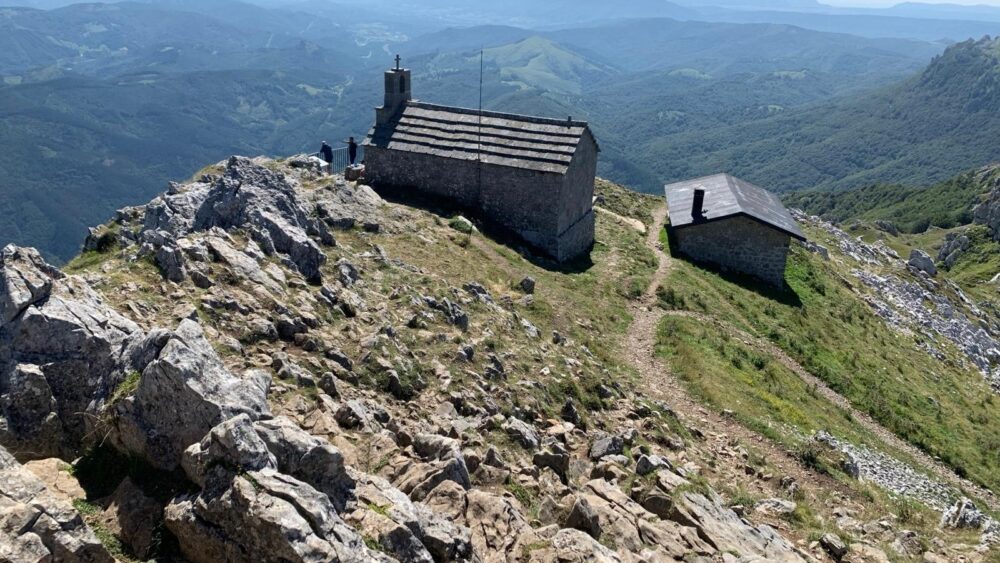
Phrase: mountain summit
[{"left": 1, "top": 155, "right": 999, "bottom": 561}]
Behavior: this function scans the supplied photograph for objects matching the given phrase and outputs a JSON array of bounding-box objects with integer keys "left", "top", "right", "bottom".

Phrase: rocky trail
[
  {"left": 623, "top": 205, "right": 1000, "bottom": 515},
  {"left": 1, "top": 159, "right": 996, "bottom": 562},
  {"left": 621, "top": 206, "right": 851, "bottom": 503}
]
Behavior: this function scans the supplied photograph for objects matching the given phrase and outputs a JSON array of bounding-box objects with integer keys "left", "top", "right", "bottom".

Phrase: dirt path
[
  {"left": 621, "top": 205, "right": 999, "bottom": 511},
  {"left": 594, "top": 205, "right": 648, "bottom": 236},
  {"left": 621, "top": 205, "right": 842, "bottom": 493}
]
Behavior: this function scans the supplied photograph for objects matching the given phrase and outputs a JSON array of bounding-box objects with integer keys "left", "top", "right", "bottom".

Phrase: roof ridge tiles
[{"left": 407, "top": 101, "right": 588, "bottom": 128}]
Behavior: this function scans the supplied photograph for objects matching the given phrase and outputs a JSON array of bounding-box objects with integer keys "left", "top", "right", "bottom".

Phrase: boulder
[
  {"left": 545, "top": 528, "right": 622, "bottom": 562},
  {"left": 165, "top": 465, "right": 389, "bottom": 563},
  {"left": 351, "top": 472, "right": 473, "bottom": 562},
  {"left": 940, "top": 497, "right": 987, "bottom": 530},
  {"left": 1, "top": 252, "right": 145, "bottom": 461},
  {"left": 464, "top": 490, "right": 541, "bottom": 560},
  {"left": 671, "top": 491, "right": 805, "bottom": 561},
  {"left": 181, "top": 414, "right": 277, "bottom": 487},
  {"left": 253, "top": 417, "right": 355, "bottom": 511},
  {"left": 314, "top": 183, "right": 384, "bottom": 231},
  {"left": 503, "top": 417, "right": 540, "bottom": 450},
  {"left": 155, "top": 244, "right": 187, "bottom": 282},
  {"left": 937, "top": 233, "right": 970, "bottom": 269},
  {"left": 635, "top": 454, "right": 671, "bottom": 476},
  {"left": 589, "top": 434, "right": 624, "bottom": 461},
  {"left": 908, "top": 249, "right": 937, "bottom": 277},
  {"left": 112, "top": 319, "right": 271, "bottom": 470},
  {"left": 820, "top": 532, "right": 848, "bottom": 561},
  {"left": 754, "top": 498, "right": 797, "bottom": 516},
  {"left": 0, "top": 444, "right": 112, "bottom": 562},
  {"left": 0, "top": 245, "right": 61, "bottom": 324},
  {"left": 519, "top": 277, "right": 536, "bottom": 295},
  {"left": 565, "top": 497, "right": 601, "bottom": 539}
]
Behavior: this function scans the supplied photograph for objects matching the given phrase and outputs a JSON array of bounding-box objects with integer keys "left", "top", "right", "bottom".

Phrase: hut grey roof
[
  {"left": 364, "top": 101, "right": 595, "bottom": 174},
  {"left": 664, "top": 173, "right": 805, "bottom": 241}
]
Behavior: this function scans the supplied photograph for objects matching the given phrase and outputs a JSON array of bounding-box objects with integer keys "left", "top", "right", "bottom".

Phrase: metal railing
[{"left": 325, "top": 146, "right": 365, "bottom": 171}]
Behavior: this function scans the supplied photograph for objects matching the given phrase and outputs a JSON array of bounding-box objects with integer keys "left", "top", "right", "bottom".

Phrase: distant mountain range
[
  {"left": 631, "top": 36, "right": 1000, "bottom": 194},
  {"left": 3, "top": 0, "right": 1000, "bottom": 262}
]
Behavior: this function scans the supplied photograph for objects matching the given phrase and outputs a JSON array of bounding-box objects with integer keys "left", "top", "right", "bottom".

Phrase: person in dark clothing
[
  {"left": 345, "top": 137, "right": 358, "bottom": 166},
  {"left": 319, "top": 141, "right": 333, "bottom": 174}
]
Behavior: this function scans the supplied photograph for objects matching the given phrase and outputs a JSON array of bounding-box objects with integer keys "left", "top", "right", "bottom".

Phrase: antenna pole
[{"left": 478, "top": 48, "right": 484, "bottom": 197}]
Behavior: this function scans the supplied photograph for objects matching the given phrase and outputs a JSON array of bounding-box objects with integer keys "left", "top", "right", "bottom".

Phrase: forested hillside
[
  {"left": 633, "top": 37, "right": 1000, "bottom": 194},
  {"left": 0, "top": 6, "right": 942, "bottom": 262}
]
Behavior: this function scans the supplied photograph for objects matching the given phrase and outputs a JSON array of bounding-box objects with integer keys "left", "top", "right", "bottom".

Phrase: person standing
[
  {"left": 345, "top": 137, "right": 358, "bottom": 166},
  {"left": 319, "top": 141, "right": 333, "bottom": 174}
]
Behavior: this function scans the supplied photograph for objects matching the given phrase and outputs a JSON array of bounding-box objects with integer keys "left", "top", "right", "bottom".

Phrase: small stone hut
[
  {"left": 363, "top": 59, "right": 598, "bottom": 262},
  {"left": 665, "top": 173, "right": 805, "bottom": 287}
]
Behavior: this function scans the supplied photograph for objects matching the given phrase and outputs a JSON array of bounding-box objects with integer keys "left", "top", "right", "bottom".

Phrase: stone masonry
[
  {"left": 673, "top": 216, "right": 792, "bottom": 287},
  {"left": 364, "top": 61, "right": 598, "bottom": 263}
]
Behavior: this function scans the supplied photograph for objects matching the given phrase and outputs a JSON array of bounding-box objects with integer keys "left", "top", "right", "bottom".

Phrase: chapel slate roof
[
  {"left": 664, "top": 173, "right": 805, "bottom": 241},
  {"left": 364, "top": 101, "right": 595, "bottom": 174}
]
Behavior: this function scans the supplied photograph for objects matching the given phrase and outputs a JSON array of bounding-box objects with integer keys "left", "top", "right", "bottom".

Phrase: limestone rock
[
  {"left": 672, "top": 491, "right": 805, "bottom": 561},
  {"left": 579, "top": 479, "right": 705, "bottom": 558},
  {"left": 465, "top": 489, "right": 540, "bottom": 561},
  {"left": 565, "top": 496, "right": 601, "bottom": 539},
  {"left": 113, "top": 319, "right": 271, "bottom": 470},
  {"left": 142, "top": 157, "right": 330, "bottom": 283},
  {"left": 181, "top": 413, "right": 277, "bottom": 487},
  {"left": 254, "top": 417, "right": 355, "bottom": 511},
  {"left": 907, "top": 249, "right": 937, "bottom": 276},
  {"left": 503, "top": 417, "right": 540, "bottom": 450},
  {"left": 519, "top": 276, "right": 535, "bottom": 294},
  {"left": 0, "top": 252, "right": 144, "bottom": 461},
  {"left": 314, "top": 182, "right": 384, "bottom": 231},
  {"left": 937, "top": 232, "right": 970, "bottom": 269},
  {"left": 589, "top": 434, "right": 624, "bottom": 461},
  {"left": 820, "top": 532, "right": 848, "bottom": 561},
  {"left": 754, "top": 498, "right": 797, "bottom": 516},
  {"left": 351, "top": 472, "right": 473, "bottom": 562},
  {"left": 22, "top": 458, "right": 84, "bottom": 501},
  {"left": 940, "top": 497, "right": 986, "bottom": 530},
  {"left": 0, "top": 245, "right": 62, "bottom": 324},
  {"left": 635, "top": 454, "right": 671, "bottom": 476},
  {"left": 545, "top": 528, "right": 622, "bottom": 562},
  {"left": 973, "top": 178, "right": 1000, "bottom": 239},
  {"left": 165, "top": 465, "right": 389, "bottom": 563},
  {"left": 99, "top": 478, "right": 162, "bottom": 560},
  {"left": 0, "top": 444, "right": 112, "bottom": 562}
]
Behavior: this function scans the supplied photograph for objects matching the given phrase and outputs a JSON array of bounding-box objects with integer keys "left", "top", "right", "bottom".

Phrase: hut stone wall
[{"left": 673, "top": 215, "right": 791, "bottom": 287}]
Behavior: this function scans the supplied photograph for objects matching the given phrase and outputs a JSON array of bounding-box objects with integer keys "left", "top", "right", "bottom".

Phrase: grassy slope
[
  {"left": 656, "top": 225, "right": 1000, "bottom": 495},
  {"left": 785, "top": 167, "right": 997, "bottom": 234}
]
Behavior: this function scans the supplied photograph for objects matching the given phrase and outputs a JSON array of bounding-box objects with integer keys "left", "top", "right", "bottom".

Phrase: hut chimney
[{"left": 692, "top": 188, "right": 706, "bottom": 221}]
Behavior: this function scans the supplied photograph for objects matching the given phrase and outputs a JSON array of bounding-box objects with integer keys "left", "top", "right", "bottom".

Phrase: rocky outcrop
[
  {"left": 907, "top": 249, "right": 937, "bottom": 276},
  {"left": 167, "top": 415, "right": 393, "bottom": 563},
  {"left": 0, "top": 444, "right": 112, "bottom": 562},
  {"left": 973, "top": 170, "right": 1000, "bottom": 240},
  {"left": 937, "top": 232, "right": 970, "bottom": 269},
  {"left": 140, "top": 156, "right": 332, "bottom": 283},
  {"left": 111, "top": 319, "right": 271, "bottom": 470},
  {"left": 0, "top": 245, "right": 146, "bottom": 461},
  {"left": 166, "top": 466, "right": 390, "bottom": 563},
  {"left": 672, "top": 490, "right": 805, "bottom": 561}
]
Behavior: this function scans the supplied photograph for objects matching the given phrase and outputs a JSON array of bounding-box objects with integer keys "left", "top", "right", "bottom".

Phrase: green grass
[{"left": 655, "top": 229, "right": 1000, "bottom": 495}]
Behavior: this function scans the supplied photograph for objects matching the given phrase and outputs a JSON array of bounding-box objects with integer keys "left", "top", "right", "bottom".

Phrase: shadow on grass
[
  {"left": 661, "top": 222, "right": 803, "bottom": 308},
  {"left": 371, "top": 183, "right": 596, "bottom": 274}
]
